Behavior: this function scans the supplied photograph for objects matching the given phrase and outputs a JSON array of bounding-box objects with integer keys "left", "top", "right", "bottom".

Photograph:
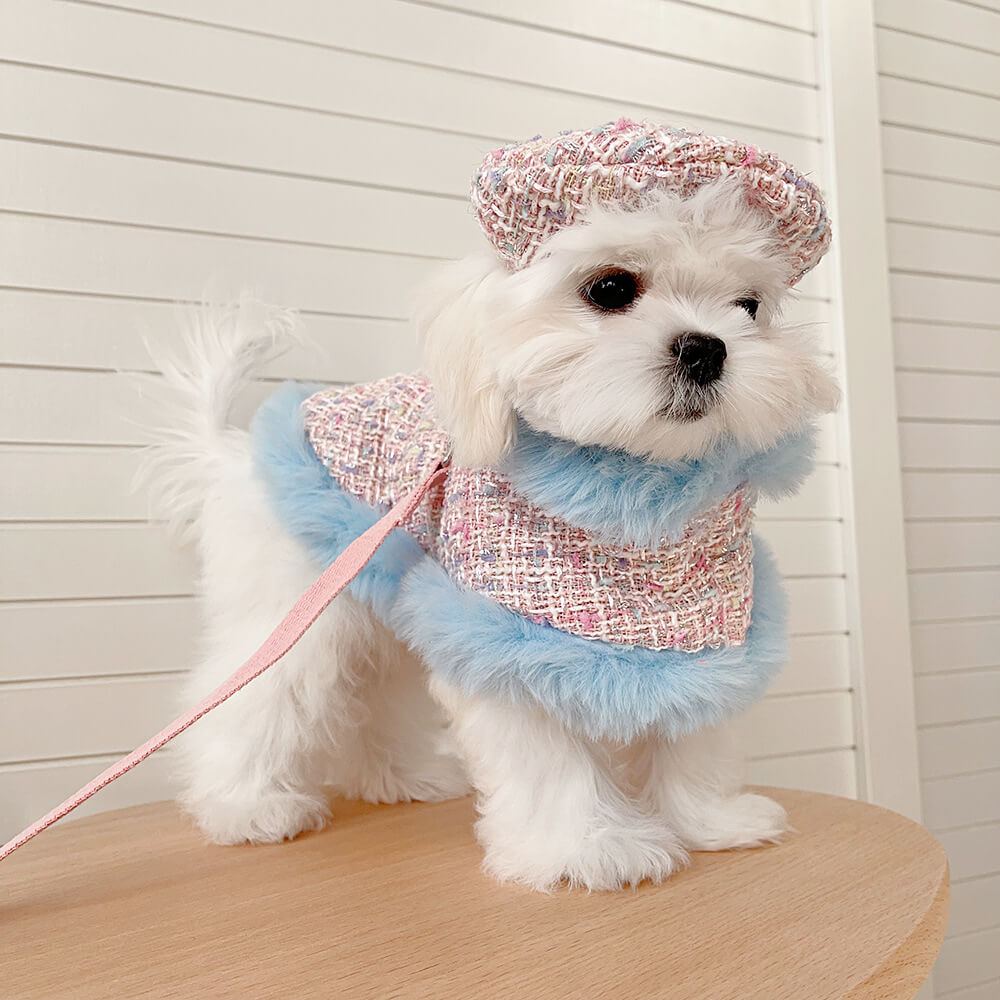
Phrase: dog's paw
[
  {"left": 676, "top": 792, "right": 789, "bottom": 852},
  {"left": 187, "top": 790, "right": 330, "bottom": 846},
  {"left": 482, "top": 823, "right": 688, "bottom": 892}
]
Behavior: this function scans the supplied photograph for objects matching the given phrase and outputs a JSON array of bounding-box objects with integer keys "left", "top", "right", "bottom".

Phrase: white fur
[{"left": 146, "top": 182, "right": 831, "bottom": 890}]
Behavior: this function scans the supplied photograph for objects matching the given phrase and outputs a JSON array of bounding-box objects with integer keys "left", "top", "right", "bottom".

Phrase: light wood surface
[{"left": 2, "top": 788, "right": 948, "bottom": 1000}]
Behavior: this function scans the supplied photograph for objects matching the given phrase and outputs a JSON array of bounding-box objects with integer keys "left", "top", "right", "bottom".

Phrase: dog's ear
[{"left": 416, "top": 254, "right": 517, "bottom": 468}]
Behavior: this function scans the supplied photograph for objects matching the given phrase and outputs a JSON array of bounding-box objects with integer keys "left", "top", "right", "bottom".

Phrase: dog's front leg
[
  {"left": 431, "top": 679, "right": 686, "bottom": 891},
  {"left": 634, "top": 723, "right": 789, "bottom": 852}
]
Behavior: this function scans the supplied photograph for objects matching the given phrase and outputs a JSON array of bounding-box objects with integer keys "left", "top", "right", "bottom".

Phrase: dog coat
[
  {"left": 302, "top": 375, "right": 755, "bottom": 654},
  {"left": 252, "top": 379, "right": 816, "bottom": 741}
]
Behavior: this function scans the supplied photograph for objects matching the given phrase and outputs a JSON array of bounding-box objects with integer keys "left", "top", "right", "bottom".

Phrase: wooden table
[{"left": 2, "top": 788, "right": 948, "bottom": 999}]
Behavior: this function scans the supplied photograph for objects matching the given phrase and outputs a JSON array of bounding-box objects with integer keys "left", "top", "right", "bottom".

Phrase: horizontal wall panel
[
  {"left": 754, "top": 521, "right": 844, "bottom": 577},
  {"left": 906, "top": 521, "right": 1000, "bottom": 572},
  {"left": 757, "top": 464, "right": 842, "bottom": 520},
  {"left": 916, "top": 669, "right": 1000, "bottom": 727},
  {"left": 909, "top": 570, "right": 1000, "bottom": 622},
  {"left": 0, "top": 368, "right": 152, "bottom": 446},
  {"left": 0, "top": 674, "right": 183, "bottom": 761},
  {"left": 0, "top": 524, "right": 197, "bottom": 600},
  {"left": 891, "top": 273, "right": 997, "bottom": 326},
  {"left": 893, "top": 322, "right": 1000, "bottom": 375},
  {"left": 899, "top": 423, "right": 1000, "bottom": 471},
  {"left": 918, "top": 719, "right": 1000, "bottom": 780},
  {"left": 0, "top": 289, "right": 417, "bottom": 382},
  {"left": 81, "top": 0, "right": 821, "bottom": 133},
  {"left": 937, "top": 822, "right": 1000, "bottom": 881},
  {"left": 948, "top": 874, "right": 1000, "bottom": 938},
  {"left": 0, "top": 367, "right": 288, "bottom": 447},
  {"left": 876, "top": 27, "right": 1000, "bottom": 98},
  {"left": 896, "top": 372, "right": 1000, "bottom": 422},
  {"left": 0, "top": 750, "right": 175, "bottom": 843},
  {"left": 0, "top": 138, "right": 481, "bottom": 261},
  {"left": 922, "top": 768, "right": 1000, "bottom": 830},
  {"left": 0, "top": 214, "right": 438, "bottom": 319},
  {"left": 746, "top": 749, "right": 857, "bottom": 798},
  {"left": 431, "top": 0, "right": 818, "bottom": 83},
  {"left": 882, "top": 124, "right": 1000, "bottom": 188},
  {"left": 785, "top": 577, "right": 847, "bottom": 634},
  {"left": 902, "top": 472, "right": 1000, "bottom": 520},
  {"left": 1, "top": 0, "right": 820, "bottom": 140},
  {"left": 879, "top": 76, "right": 1000, "bottom": 143},
  {"left": 766, "top": 634, "right": 851, "bottom": 696},
  {"left": 934, "top": 927, "right": 1000, "bottom": 996},
  {"left": 876, "top": 0, "right": 1000, "bottom": 56},
  {"left": 0, "top": 446, "right": 150, "bottom": 521},
  {"left": 885, "top": 175, "right": 1000, "bottom": 234},
  {"left": 0, "top": 64, "right": 487, "bottom": 199},
  {"left": 0, "top": 598, "right": 198, "bottom": 682},
  {"left": 911, "top": 620, "right": 1000, "bottom": 674},
  {"left": 741, "top": 692, "right": 854, "bottom": 758},
  {"left": 888, "top": 224, "right": 1000, "bottom": 281},
  {"left": 695, "top": 0, "right": 814, "bottom": 31}
]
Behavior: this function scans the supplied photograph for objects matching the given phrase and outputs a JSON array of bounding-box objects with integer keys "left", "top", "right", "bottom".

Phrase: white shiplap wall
[
  {"left": 874, "top": 1, "right": 1000, "bottom": 997},
  {"left": 0, "top": 1, "right": 857, "bottom": 845}
]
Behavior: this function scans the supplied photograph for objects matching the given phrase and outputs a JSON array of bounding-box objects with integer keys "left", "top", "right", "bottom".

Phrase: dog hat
[{"left": 471, "top": 118, "right": 830, "bottom": 285}]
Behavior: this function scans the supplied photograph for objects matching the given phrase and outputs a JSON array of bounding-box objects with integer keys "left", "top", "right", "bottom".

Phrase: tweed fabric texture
[
  {"left": 302, "top": 376, "right": 755, "bottom": 652},
  {"left": 471, "top": 118, "right": 830, "bottom": 284}
]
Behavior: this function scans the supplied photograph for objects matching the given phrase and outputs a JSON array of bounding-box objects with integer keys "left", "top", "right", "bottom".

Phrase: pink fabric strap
[{"left": 0, "top": 461, "right": 448, "bottom": 864}]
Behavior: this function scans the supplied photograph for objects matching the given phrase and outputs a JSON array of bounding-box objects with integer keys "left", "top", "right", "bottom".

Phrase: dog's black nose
[{"left": 671, "top": 333, "right": 727, "bottom": 386}]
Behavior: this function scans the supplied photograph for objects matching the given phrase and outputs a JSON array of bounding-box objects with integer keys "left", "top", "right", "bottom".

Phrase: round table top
[{"left": 3, "top": 788, "right": 948, "bottom": 1000}]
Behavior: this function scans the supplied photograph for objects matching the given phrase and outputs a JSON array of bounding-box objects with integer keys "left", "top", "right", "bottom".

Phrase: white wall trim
[{"left": 816, "top": 0, "right": 924, "bottom": 823}]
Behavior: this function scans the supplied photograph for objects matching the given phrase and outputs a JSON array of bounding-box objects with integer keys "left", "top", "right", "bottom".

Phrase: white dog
[{"left": 146, "top": 121, "right": 837, "bottom": 891}]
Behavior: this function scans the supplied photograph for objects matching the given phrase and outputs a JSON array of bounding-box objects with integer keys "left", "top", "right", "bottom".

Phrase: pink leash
[{"left": 0, "top": 461, "right": 448, "bottom": 864}]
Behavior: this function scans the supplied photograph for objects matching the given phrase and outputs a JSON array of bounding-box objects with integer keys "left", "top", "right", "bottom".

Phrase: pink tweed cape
[
  {"left": 303, "top": 376, "right": 755, "bottom": 653},
  {"left": 472, "top": 118, "right": 830, "bottom": 284}
]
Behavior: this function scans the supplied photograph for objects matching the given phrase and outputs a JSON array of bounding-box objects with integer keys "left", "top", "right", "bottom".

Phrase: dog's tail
[{"left": 137, "top": 296, "right": 299, "bottom": 539}]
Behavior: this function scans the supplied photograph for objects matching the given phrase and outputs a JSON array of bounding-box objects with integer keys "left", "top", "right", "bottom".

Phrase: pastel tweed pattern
[
  {"left": 471, "top": 118, "right": 830, "bottom": 284},
  {"left": 302, "top": 376, "right": 755, "bottom": 652}
]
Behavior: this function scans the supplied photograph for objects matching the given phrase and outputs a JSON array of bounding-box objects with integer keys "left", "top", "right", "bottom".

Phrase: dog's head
[{"left": 417, "top": 125, "right": 838, "bottom": 468}]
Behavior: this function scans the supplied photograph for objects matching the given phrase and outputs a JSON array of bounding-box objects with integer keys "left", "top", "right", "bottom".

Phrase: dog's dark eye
[
  {"left": 734, "top": 297, "right": 760, "bottom": 320},
  {"left": 583, "top": 271, "right": 640, "bottom": 312}
]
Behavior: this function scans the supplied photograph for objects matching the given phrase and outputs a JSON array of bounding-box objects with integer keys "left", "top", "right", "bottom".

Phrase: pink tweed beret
[{"left": 471, "top": 118, "right": 831, "bottom": 285}]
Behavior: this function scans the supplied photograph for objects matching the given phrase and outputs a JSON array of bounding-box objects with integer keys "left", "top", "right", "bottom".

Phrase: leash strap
[{"left": 0, "top": 461, "right": 448, "bottom": 864}]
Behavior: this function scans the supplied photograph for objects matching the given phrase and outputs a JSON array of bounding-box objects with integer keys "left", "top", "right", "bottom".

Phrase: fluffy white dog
[{"left": 147, "top": 121, "right": 837, "bottom": 891}]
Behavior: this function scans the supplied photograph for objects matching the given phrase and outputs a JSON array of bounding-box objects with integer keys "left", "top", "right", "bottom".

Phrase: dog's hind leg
[
  {"left": 173, "top": 439, "right": 382, "bottom": 844},
  {"left": 327, "top": 624, "right": 471, "bottom": 806}
]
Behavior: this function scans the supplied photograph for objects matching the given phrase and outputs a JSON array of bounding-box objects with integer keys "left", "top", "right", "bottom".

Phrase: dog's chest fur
[{"left": 302, "top": 375, "right": 755, "bottom": 653}]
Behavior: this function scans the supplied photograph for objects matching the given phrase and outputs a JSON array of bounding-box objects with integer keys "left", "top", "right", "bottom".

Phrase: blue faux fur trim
[
  {"left": 501, "top": 421, "right": 817, "bottom": 548},
  {"left": 251, "top": 383, "right": 789, "bottom": 740},
  {"left": 395, "top": 541, "right": 786, "bottom": 742}
]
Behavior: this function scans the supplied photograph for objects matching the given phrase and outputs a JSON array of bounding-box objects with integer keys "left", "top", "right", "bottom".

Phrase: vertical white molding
[{"left": 815, "top": 0, "right": 923, "bottom": 823}]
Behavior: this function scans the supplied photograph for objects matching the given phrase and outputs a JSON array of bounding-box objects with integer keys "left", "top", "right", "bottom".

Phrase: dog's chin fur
[
  {"left": 418, "top": 182, "right": 838, "bottom": 468},
  {"left": 142, "top": 178, "right": 835, "bottom": 890}
]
